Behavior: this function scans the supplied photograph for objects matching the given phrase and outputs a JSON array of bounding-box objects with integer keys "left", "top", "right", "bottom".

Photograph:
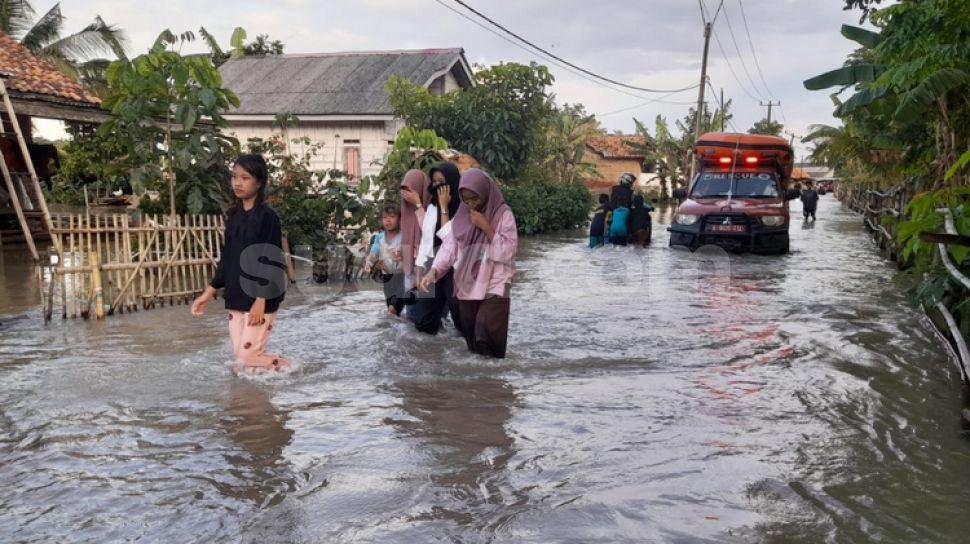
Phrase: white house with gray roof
[{"left": 219, "top": 48, "right": 474, "bottom": 180}]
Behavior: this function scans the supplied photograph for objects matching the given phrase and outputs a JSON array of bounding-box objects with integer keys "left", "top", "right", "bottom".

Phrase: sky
[{"left": 40, "top": 0, "right": 870, "bottom": 160}]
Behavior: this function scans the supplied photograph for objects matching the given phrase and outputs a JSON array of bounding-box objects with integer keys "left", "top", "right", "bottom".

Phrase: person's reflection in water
[
  {"left": 385, "top": 377, "right": 522, "bottom": 528},
  {"left": 217, "top": 378, "right": 295, "bottom": 507}
]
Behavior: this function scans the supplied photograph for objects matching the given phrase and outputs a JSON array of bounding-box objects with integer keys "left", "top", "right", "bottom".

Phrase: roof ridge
[{"left": 233, "top": 48, "right": 464, "bottom": 60}]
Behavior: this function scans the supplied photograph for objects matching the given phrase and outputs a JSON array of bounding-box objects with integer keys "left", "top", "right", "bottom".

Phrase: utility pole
[
  {"left": 693, "top": 23, "right": 713, "bottom": 143},
  {"left": 689, "top": 21, "right": 713, "bottom": 184},
  {"left": 761, "top": 100, "right": 781, "bottom": 125}
]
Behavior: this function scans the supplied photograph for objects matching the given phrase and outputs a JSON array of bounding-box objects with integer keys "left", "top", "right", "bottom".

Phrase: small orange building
[{"left": 583, "top": 134, "right": 657, "bottom": 193}]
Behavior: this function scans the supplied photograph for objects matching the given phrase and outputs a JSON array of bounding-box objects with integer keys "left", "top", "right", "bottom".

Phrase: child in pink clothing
[{"left": 418, "top": 169, "right": 517, "bottom": 358}]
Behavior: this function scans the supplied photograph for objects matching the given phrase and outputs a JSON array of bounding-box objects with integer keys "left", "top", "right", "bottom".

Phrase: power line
[
  {"left": 719, "top": 5, "right": 768, "bottom": 102},
  {"left": 433, "top": 0, "right": 699, "bottom": 106},
  {"left": 698, "top": 0, "right": 726, "bottom": 25},
  {"left": 596, "top": 93, "right": 697, "bottom": 118},
  {"left": 777, "top": 103, "right": 789, "bottom": 126},
  {"left": 711, "top": 28, "right": 762, "bottom": 102},
  {"left": 448, "top": 0, "right": 699, "bottom": 94},
  {"left": 432, "top": 0, "right": 674, "bottom": 103},
  {"left": 736, "top": 0, "right": 777, "bottom": 101}
]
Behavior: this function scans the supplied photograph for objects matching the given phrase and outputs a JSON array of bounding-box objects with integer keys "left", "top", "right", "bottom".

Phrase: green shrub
[{"left": 503, "top": 181, "right": 591, "bottom": 235}]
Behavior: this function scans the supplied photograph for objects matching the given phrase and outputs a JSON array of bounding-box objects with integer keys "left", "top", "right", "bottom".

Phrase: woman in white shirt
[{"left": 409, "top": 162, "right": 463, "bottom": 334}]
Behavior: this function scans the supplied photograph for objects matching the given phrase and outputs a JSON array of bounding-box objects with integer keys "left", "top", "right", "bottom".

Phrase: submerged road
[{"left": 2, "top": 196, "right": 969, "bottom": 543}]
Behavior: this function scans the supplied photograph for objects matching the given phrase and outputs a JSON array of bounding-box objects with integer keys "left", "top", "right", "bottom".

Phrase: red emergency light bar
[{"left": 713, "top": 156, "right": 761, "bottom": 165}]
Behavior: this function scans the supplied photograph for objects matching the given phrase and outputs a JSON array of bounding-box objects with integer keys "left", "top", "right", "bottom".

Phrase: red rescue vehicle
[{"left": 668, "top": 132, "right": 800, "bottom": 254}]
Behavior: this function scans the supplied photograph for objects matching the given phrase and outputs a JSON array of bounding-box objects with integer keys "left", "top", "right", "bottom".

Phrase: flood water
[{"left": 3, "top": 197, "right": 970, "bottom": 543}]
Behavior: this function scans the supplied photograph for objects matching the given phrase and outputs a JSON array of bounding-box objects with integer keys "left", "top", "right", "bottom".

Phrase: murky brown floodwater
[{"left": 2, "top": 196, "right": 970, "bottom": 543}]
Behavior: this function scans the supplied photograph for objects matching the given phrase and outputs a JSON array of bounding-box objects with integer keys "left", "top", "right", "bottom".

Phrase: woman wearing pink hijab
[
  {"left": 399, "top": 169, "right": 431, "bottom": 296},
  {"left": 418, "top": 168, "right": 517, "bottom": 358}
]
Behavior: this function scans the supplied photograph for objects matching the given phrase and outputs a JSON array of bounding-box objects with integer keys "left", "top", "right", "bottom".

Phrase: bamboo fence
[
  {"left": 42, "top": 213, "right": 225, "bottom": 321},
  {"left": 837, "top": 180, "right": 970, "bottom": 383}
]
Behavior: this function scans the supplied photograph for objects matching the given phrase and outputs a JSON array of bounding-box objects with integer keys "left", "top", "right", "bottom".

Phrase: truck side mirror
[
  {"left": 785, "top": 188, "right": 800, "bottom": 201},
  {"left": 672, "top": 188, "right": 687, "bottom": 199}
]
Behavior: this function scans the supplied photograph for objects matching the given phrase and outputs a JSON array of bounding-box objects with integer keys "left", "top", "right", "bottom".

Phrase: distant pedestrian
[
  {"left": 589, "top": 193, "right": 611, "bottom": 248},
  {"left": 800, "top": 181, "right": 819, "bottom": 221},
  {"left": 418, "top": 169, "right": 517, "bottom": 359},
  {"left": 191, "top": 154, "right": 290, "bottom": 372},
  {"left": 628, "top": 194, "right": 654, "bottom": 247},
  {"left": 608, "top": 195, "right": 630, "bottom": 246}
]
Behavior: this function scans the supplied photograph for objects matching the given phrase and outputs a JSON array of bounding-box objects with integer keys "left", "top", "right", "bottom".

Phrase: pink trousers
[{"left": 227, "top": 311, "right": 290, "bottom": 369}]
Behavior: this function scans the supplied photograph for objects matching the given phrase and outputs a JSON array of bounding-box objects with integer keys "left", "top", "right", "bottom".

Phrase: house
[
  {"left": 0, "top": 31, "right": 108, "bottom": 250},
  {"left": 218, "top": 48, "right": 475, "bottom": 180},
  {"left": 583, "top": 134, "right": 659, "bottom": 193}
]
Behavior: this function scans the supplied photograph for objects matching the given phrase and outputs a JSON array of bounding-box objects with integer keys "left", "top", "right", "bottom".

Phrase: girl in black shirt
[{"left": 191, "top": 154, "right": 290, "bottom": 372}]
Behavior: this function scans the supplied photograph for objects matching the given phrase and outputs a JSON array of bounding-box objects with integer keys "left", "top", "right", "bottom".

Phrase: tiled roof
[
  {"left": 586, "top": 135, "right": 646, "bottom": 160},
  {"left": 0, "top": 32, "right": 100, "bottom": 107}
]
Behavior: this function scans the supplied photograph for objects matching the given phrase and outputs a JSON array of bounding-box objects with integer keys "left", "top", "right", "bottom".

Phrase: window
[
  {"left": 690, "top": 172, "right": 779, "bottom": 199},
  {"left": 343, "top": 142, "right": 361, "bottom": 181}
]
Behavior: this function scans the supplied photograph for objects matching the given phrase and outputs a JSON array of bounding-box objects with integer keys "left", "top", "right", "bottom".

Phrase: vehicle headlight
[
  {"left": 675, "top": 214, "right": 700, "bottom": 225},
  {"left": 760, "top": 215, "right": 786, "bottom": 226}
]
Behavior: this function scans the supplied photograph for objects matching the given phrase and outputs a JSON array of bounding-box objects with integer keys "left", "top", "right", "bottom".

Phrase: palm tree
[{"left": 0, "top": 1, "right": 126, "bottom": 94}]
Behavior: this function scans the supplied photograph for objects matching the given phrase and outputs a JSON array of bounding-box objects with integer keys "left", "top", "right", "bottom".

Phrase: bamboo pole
[
  {"left": 190, "top": 227, "right": 219, "bottom": 266},
  {"left": 153, "top": 214, "right": 163, "bottom": 307},
  {"left": 85, "top": 213, "right": 93, "bottom": 316},
  {"left": 177, "top": 215, "right": 188, "bottom": 304},
  {"left": 137, "top": 215, "right": 146, "bottom": 311},
  {"left": 110, "top": 215, "right": 120, "bottom": 313},
  {"left": 107, "top": 229, "right": 160, "bottom": 315},
  {"left": 0, "top": 78, "right": 61, "bottom": 256},
  {"left": 56, "top": 257, "right": 214, "bottom": 273},
  {"left": 59, "top": 222, "right": 66, "bottom": 319},
  {"left": 45, "top": 268, "right": 56, "bottom": 322},
  {"left": 0, "top": 142, "right": 38, "bottom": 260},
  {"left": 69, "top": 214, "right": 77, "bottom": 318},
  {"left": 282, "top": 235, "right": 296, "bottom": 284},
  {"left": 144, "top": 228, "right": 189, "bottom": 308},
  {"left": 90, "top": 250, "right": 104, "bottom": 320},
  {"left": 122, "top": 215, "right": 133, "bottom": 312}
]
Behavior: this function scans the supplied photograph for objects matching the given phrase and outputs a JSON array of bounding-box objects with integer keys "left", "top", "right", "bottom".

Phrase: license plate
[{"left": 709, "top": 224, "right": 747, "bottom": 233}]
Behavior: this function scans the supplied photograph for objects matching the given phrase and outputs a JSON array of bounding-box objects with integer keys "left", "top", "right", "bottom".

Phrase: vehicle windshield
[{"left": 690, "top": 172, "right": 780, "bottom": 199}]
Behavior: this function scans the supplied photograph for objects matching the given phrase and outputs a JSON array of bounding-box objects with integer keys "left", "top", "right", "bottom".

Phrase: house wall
[
  {"left": 227, "top": 120, "right": 398, "bottom": 180},
  {"left": 429, "top": 71, "right": 462, "bottom": 95},
  {"left": 583, "top": 149, "right": 642, "bottom": 185}
]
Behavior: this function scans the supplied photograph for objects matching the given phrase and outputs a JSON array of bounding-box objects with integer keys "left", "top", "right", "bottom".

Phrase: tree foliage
[
  {"left": 0, "top": 1, "right": 127, "bottom": 94},
  {"left": 200, "top": 27, "right": 284, "bottom": 67},
  {"left": 628, "top": 101, "right": 733, "bottom": 199},
  {"left": 99, "top": 29, "right": 242, "bottom": 214},
  {"left": 810, "top": 1, "right": 970, "bottom": 321},
  {"left": 540, "top": 103, "right": 604, "bottom": 184},
  {"left": 387, "top": 62, "right": 554, "bottom": 182},
  {"left": 803, "top": 1, "right": 970, "bottom": 189},
  {"left": 748, "top": 118, "right": 784, "bottom": 136}
]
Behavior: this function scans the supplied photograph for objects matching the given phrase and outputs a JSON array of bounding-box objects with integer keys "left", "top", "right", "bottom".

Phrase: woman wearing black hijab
[{"left": 410, "top": 161, "right": 463, "bottom": 334}]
